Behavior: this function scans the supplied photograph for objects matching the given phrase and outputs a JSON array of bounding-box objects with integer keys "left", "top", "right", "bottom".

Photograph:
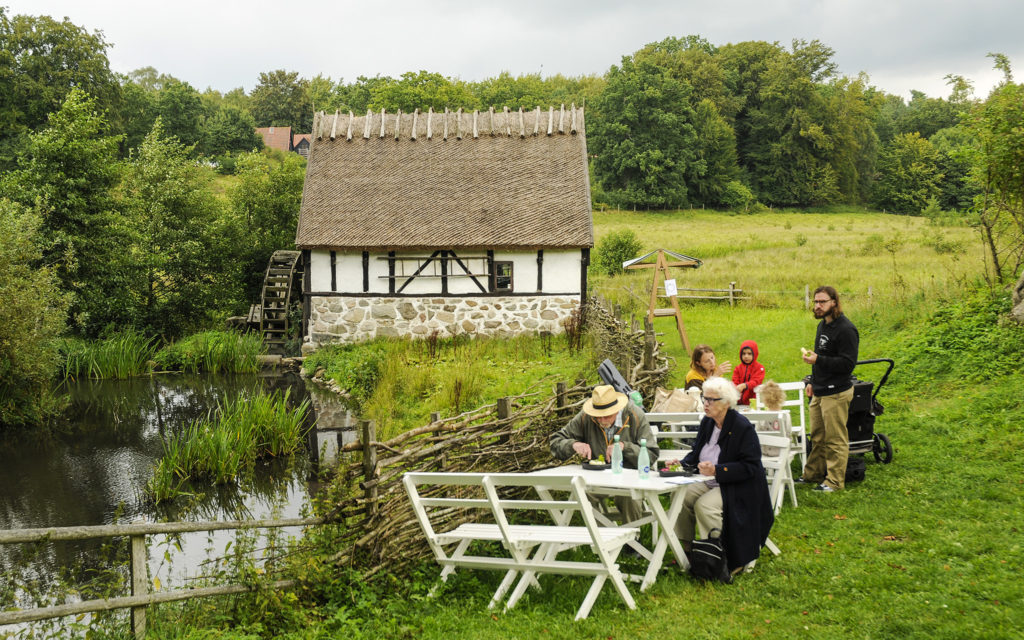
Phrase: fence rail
[{"left": 0, "top": 517, "right": 325, "bottom": 637}]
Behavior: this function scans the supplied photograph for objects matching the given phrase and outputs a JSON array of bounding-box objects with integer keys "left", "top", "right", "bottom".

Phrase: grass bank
[{"left": 303, "top": 332, "right": 594, "bottom": 439}]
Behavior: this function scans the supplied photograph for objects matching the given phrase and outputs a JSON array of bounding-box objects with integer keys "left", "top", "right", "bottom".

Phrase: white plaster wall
[
  {"left": 543, "top": 250, "right": 584, "bottom": 291},
  {"left": 309, "top": 249, "right": 583, "bottom": 295}
]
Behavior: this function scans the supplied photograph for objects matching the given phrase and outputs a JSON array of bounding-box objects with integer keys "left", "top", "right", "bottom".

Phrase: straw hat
[{"left": 583, "top": 385, "right": 629, "bottom": 417}]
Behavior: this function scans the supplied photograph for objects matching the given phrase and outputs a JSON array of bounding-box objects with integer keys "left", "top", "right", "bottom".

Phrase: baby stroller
[{"left": 847, "top": 358, "right": 895, "bottom": 465}]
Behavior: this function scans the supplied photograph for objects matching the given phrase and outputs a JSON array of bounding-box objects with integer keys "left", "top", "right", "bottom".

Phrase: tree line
[{"left": 1, "top": 8, "right": 1023, "bottom": 428}]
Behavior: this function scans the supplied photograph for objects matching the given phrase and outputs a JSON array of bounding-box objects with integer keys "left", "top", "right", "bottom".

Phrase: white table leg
[{"left": 640, "top": 486, "right": 690, "bottom": 590}]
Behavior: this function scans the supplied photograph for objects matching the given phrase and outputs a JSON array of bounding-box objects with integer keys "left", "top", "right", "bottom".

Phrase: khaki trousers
[
  {"left": 674, "top": 481, "right": 723, "bottom": 542},
  {"left": 804, "top": 386, "right": 853, "bottom": 490}
]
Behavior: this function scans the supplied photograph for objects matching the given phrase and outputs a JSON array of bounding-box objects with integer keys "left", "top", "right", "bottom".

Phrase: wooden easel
[{"left": 625, "top": 249, "right": 700, "bottom": 354}]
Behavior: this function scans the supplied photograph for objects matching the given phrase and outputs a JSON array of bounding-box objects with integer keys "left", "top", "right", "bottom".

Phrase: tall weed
[
  {"left": 154, "top": 331, "right": 264, "bottom": 374},
  {"left": 58, "top": 332, "right": 158, "bottom": 380}
]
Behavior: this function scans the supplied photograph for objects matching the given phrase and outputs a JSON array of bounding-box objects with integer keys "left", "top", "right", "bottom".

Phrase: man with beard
[{"left": 798, "top": 286, "right": 859, "bottom": 492}]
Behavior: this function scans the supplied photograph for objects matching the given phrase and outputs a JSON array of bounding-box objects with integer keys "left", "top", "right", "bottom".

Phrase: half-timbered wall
[{"left": 303, "top": 248, "right": 584, "bottom": 350}]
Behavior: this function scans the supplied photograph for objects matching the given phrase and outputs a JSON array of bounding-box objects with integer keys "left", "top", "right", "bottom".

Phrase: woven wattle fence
[{"left": 311, "top": 299, "right": 669, "bottom": 577}]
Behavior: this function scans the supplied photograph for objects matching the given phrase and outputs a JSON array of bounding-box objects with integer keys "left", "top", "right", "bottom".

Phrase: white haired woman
[{"left": 674, "top": 376, "right": 774, "bottom": 575}]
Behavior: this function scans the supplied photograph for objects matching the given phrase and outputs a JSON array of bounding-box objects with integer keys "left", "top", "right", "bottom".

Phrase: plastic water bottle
[
  {"left": 637, "top": 438, "right": 651, "bottom": 480},
  {"left": 611, "top": 435, "right": 623, "bottom": 474}
]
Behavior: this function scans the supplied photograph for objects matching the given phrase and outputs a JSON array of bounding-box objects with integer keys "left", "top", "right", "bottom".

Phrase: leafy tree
[
  {"left": 0, "top": 199, "right": 69, "bottom": 429},
  {"left": 118, "top": 80, "right": 157, "bottom": 153},
  {"left": 872, "top": 132, "right": 942, "bottom": 214},
  {"left": 121, "top": 120, "right": 236, "bottom": 336},
  {"left": 250, "top": 69, "right": 313, "bottom": 132},
  {"left": 200, "top": 106, "right": 263, "bottom": 156},
  {"left": 0, "top": 88, "right": 128, "bottom": 335},
  {"left": 930, "top": 126, "right": 980, "bottom": 211},
  {"left": 685, "top": 98, "right": 741, "bottom": 207},
  {"left": 369, "top": 70, "right": 475, "bottom": 112},
  {"left": 0, "top": 9, "right": 120, "bottom": 166},
  {"left": 227, "top": 150, "right": 307, "bottom": 302},
  {"left": 154, "top": 79, "right": 205, "bottom": 148},
  {"left": 722, "top": 39, "right": 845, "bottom": 206},
  {"left": 963, "top": 57, "right": 1024, "bottom": 283},
  {"left": 589, "top": 55, "right": 698, "bottom": 209}
]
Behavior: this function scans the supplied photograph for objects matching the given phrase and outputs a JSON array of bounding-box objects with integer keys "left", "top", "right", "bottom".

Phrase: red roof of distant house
[
  {"left": 256, "top": 126, "right": 292, "bottom": 152},
  {"left": 293, "top": 133, "right": 311, "bottom": 146}
]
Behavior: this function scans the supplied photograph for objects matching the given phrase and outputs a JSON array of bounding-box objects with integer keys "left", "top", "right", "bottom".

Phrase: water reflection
[{"left": 0, "top": 372, "right": 358, "bottom": 609}]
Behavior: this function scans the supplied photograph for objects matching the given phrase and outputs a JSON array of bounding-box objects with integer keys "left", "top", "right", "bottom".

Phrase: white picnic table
[{"left": 528, "top": 465, "right": 707, "bottom": 590}]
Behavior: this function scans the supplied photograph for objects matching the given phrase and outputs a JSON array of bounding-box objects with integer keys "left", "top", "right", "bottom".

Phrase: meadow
[{"left": 139, "top": 210, "right": 1024, "bottom": 639}]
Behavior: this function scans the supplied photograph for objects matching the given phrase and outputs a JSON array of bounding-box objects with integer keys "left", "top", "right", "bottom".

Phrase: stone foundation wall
[{"left": 304, "top": 295, "right": 581, "bottom": 351}]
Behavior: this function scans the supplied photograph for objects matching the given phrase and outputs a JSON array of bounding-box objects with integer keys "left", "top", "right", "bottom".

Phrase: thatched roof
[{"left": 295, "top": 105, "right": 593, "bottom": 251}]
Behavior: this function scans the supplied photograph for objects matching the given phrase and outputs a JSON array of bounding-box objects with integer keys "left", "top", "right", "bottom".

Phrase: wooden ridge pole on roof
[
  {"left": 456, "top": 108, "right": 463, "bottom": 139},
  {"left": 394, "top": 109, "right": 402, "bottom": 140},
  {"left": 570, "top": 103, "right": 577, "bottom": 134},
  {"left": 330, "top": 109, "right": 339, "bottom": 140},
  {"left": 488, "top": 107, "right": 495, "bottom": 136},
  {"left": 472, "top": 110, "right": 479, "bottom": 138},
  {"left": 426, "top": 107, "right": 433, "bottom": 140},
  {"left": 558, "top": 104, "right": 565, "bottom": 133},
  {"left": 379, "top": 108, "right": 386, "bottom": 138},
  {"left": 503, "top": 106, "right": 511, "bottom": 136},
  {"left": 443, "top": 107, "right": 449, "bottom": 140},
  {"left": 411, "top": 109, "right": 418, "bottom": 140},
  {"left": 533, "top": 106, "right": 540, "bottom": 136},
  {"left": 547, "top": 106, "right": 554, "bottom": 135},
  {"left": 363, "top": 110, "right": 372, "bottom": 139},
  {"left": 517, "top": 107, "right": 525, "bottom": 138},
  {"left": 346, "top": 111, "right": 354, "bottom": 141}
]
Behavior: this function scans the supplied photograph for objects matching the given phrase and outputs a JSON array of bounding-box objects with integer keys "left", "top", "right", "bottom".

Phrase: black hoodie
[{"left": 809, "top": 313, "right": 859, "bottom": 396}]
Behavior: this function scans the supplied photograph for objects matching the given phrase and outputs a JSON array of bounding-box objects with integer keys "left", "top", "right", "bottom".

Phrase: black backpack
[{"left": 689, "top": 528, "right": 732, "bottom": 584}]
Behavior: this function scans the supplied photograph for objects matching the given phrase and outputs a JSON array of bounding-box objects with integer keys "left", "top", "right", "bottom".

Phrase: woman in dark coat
[{"left": 675, "top": 376, "right": 774, "bottom": 573}]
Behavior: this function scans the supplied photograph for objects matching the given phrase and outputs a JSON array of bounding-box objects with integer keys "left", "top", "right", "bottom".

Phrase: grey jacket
[{"left": 550, "top": 402, "right": 659, "bottom": 467}]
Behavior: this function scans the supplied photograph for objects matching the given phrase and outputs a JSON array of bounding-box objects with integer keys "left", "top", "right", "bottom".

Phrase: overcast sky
[{"left": 6, "top": 0, "right": 1022, "bottom": 101}]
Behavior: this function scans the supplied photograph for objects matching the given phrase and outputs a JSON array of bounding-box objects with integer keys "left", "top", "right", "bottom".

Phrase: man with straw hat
[{"left": 550, "top": 385, "right": 659, "bottom": 522}]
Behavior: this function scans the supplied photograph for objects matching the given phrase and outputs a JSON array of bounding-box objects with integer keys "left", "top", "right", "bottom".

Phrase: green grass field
[{"left": 149, "top": 210, "right": 1023, "bottom": 640}]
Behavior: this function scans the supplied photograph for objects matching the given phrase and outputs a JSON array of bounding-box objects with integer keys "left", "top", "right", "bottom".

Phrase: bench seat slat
[{"left": 436, "top": 524, "right": 638, "bottom": 547}]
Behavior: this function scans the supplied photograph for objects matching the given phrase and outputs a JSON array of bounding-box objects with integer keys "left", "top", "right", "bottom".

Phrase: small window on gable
[{"left": 494, "top": 261, "right": 513, "bottom": 292}]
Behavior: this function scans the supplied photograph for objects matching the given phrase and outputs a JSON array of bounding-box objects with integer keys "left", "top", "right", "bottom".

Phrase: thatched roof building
[{"left": 294, "top": 105, "right": 592, "bottom": 251}]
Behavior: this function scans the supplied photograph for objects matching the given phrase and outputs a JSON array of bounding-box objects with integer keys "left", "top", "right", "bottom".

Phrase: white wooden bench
[{"left": 403, "top": 471, "right": 640, "bottom": 621}]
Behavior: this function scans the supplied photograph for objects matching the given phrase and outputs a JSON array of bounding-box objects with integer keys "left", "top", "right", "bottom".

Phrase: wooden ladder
[{"left": 259, "top": 250, "right": 302, "bottom": 354}]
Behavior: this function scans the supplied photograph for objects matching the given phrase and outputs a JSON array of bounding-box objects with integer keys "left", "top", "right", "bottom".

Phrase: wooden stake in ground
[{"left": 625, "top": 248, "right": 702, "bottom": 355}]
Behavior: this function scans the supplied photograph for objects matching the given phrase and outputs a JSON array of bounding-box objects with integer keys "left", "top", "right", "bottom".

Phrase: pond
[{"left": 0, "top": 371, "right": 356, "bottom": 613}]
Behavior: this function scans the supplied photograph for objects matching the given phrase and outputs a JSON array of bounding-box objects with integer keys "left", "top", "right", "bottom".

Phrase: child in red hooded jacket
[{"left": 732, "top": 340, "right": 766, "bottom": 405}]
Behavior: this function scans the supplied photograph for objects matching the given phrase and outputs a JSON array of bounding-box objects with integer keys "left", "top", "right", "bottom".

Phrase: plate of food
[
  {"left": 582, "top": 461, "right": 610, "bottom": 471},
  {"left": 658, "top": 460, "right": 696, "bottom": 477}
]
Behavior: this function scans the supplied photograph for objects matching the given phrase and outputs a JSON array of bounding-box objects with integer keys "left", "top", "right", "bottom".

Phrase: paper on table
[{"left": 664, "top": 476, "right": 706, "bottom": 486}]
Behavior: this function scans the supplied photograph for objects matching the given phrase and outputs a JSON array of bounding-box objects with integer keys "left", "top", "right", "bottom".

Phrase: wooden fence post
[
  {"left": 496, "top": 397, "right": 512, "bottom": 444},
  {"left": 361, "top": 420, "right": 378, "bottom": 516},
  {"left": 555, "top": 382, "right": 567, "bottom": 416},
  {"left": 804, "top": 284, "right": 810, "bottom": 310},
  {"left": 129, "top": 518, "right": 147, "bottom": 639},
  {"left": 643, "top": 317, "right": 656, "bottom": 371},
  {"left": 729, "top": 281, "right": 737, "bottom": 307},
  {"left": 430, "top": 411, "right": 440, "bottom": 423}
]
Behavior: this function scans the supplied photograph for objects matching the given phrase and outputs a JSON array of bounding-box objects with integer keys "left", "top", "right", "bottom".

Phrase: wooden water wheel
[{"left": 259, "top": 250, "right": 303, "bottom": 354}]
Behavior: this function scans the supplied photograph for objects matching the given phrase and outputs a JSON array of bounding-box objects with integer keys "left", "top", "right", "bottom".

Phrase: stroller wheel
[{"left": 873, "top": 433, "right": 893, "bottom": 464}]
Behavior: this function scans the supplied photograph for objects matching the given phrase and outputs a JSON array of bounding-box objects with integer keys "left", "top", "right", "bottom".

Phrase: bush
[
  {"left": 594, "top": 229, "right": 644, "bottom": 276},
  {"left": 720, "top": 180, "right": 756, "bottom": 212},
  {"left": 0, "top": 200, "right": 69, "bottom": 428}
]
